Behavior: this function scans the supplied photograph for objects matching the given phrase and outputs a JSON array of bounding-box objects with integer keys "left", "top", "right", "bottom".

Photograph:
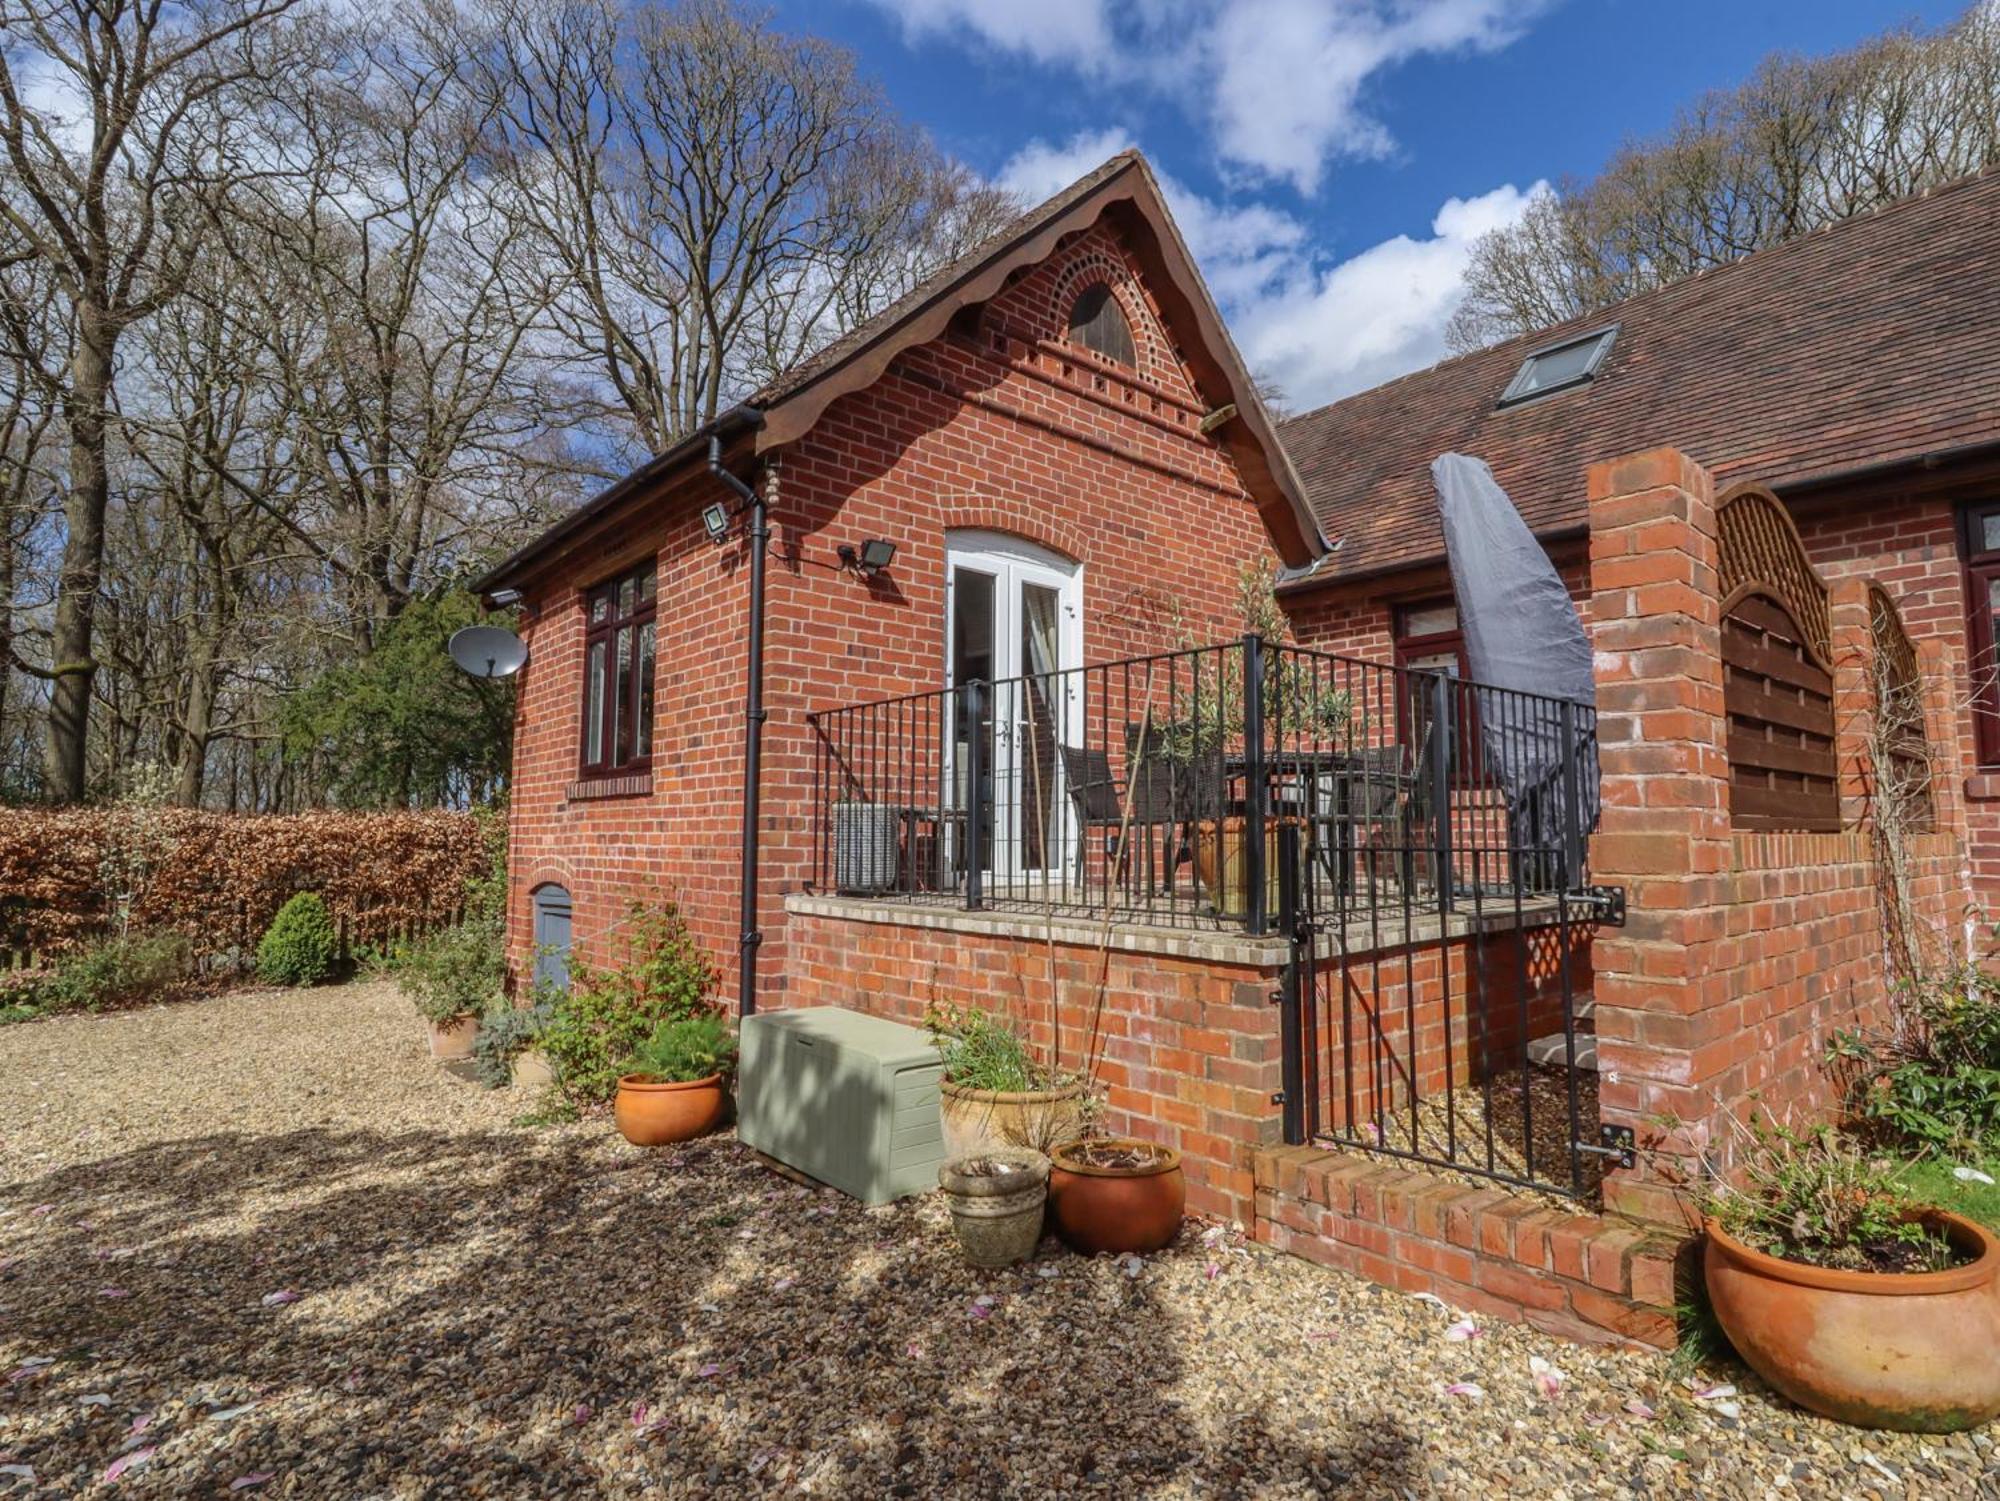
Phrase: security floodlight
[
  {"left": 838, "top": 538, "right": 898, "bottom": 577},
  {"left": 488, "top": 587, "right": 524, "bottom": 609},
  {"left": 702, "top": 502, "right": 731, "bottom": 543}
]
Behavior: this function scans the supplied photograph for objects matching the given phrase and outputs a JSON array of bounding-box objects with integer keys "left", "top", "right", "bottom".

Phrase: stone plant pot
[
  {"left": 614, "top": 1073, "right": 725, "bottom": 1147},
  {"left": 511, "top": 1047, "right": 555, "bottom": 1088},
  {"left": 940, "top": 1077, "right": 1086, "bottom": 1159},
  {"left": 1703, "top": 1211, "right": 2000, "bottom": 1432},
  {"left": 1046, "top": 1137, "right": 1186, "bottom": 1255},
  {"left": 938, "top": 1149, "right": 1051, "bottom": 1268},
  {"left": 426, "top": 1014, "right": 478, "bottom": 1061}
]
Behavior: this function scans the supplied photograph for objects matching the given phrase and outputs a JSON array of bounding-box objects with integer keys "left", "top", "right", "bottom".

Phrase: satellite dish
[{"left": 449, "top": 625, "right": 529, "bottom": 679}]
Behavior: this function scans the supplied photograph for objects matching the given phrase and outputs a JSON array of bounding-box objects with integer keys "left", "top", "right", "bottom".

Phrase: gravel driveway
[{"left": 1, "top": 982, "right": 1993, "bottom": 1498}]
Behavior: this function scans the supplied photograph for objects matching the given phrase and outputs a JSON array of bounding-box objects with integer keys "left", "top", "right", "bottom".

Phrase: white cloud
[
  {"left": 1232, "top": 181, "right": 1544, "bottom": 407},
  {"left": 864, "top": 0, "right": 1549, "bottom": 191},
  {"left": 997, "top": 131, "right": 1542, "bottom": 410},
  {"left": 861, "top": 0, "right": 1112, "bottom": 67}
]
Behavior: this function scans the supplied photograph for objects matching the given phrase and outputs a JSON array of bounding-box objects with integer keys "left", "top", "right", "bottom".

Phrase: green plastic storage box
[{"left": 737, "top": 1007, "right": 945, "bottom": 1203}]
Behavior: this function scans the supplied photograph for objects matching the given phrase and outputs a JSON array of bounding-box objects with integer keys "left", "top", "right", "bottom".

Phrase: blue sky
[{"left": 762, "top": 0, "right": 1964, "bottom": 413}]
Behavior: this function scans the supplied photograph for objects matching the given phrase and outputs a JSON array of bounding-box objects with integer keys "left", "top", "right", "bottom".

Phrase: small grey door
[{"left": 531, "top": 885, "right": 572, "bottom": 991}]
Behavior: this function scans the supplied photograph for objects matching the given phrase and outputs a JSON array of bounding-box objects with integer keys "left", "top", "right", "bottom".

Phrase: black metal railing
[
  {"left": 807, "top": 635, "right": 1614, "bottom": 1196},
  {"left": 805, "top": 637, "right": 1600, "bottom": 930}
]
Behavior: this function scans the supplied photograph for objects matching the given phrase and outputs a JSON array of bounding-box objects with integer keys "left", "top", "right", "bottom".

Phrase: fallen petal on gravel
[
  {"left": 1443, "top": 1382, "right": 1485, "bottom": 1401},
  {"left": 1445, "top": 1318, "right": 1479, "bottom": 1341},
  {"left": 103, "top": 1447, "right": 155, "bottom": 1482},
  {"left": 260, "top": 1289, "right": 299, "bottom": 1306},
  {"left": 229, "top": 1474, "right": 275, "bottom": 1491}
]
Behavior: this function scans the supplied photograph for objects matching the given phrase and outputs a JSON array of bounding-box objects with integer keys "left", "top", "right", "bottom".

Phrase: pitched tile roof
[{"left": 1277, "top": 168, "right": 2000, "bottom": 585}]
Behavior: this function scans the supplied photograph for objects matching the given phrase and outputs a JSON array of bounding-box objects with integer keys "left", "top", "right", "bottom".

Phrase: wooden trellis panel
[
  {"left": 1868, "top": 584, "right": 1934, "bottom": 830},
  {"left": 1718, "top": 485, "right": 1840, "bottom": 831}
]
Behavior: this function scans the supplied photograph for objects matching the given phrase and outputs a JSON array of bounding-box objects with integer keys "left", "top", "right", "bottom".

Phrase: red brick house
[{"left": 482, "top": 154, "right": 1998, "bottom": 1346}]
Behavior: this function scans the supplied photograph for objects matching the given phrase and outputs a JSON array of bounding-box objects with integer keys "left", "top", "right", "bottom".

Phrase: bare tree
[
  {"left": 1449, "top": 2, "right": 2000, "bottom": 351},
  {"left": 479, "top": 0, "right": 1015, "bottom": 456},
  {"left": 0, "top": 0, "right": 307, "bottom": 799}
]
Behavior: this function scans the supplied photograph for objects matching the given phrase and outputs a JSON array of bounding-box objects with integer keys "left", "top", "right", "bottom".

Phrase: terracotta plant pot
[
  {"left": 614, "top": 1072, "right": 725, "bottom": 1147},
  {"left": 940, "top": 1077, "right": 1086, "bottom": 1159},
  {"left": 1046, "top": 1137, "right": 1186, "bottom": 1255},
  {"left": 511, "top": 1047, "right": 555, "bottom": 1088},
  {"left": 426, "top": 1014, "right": 477, "bottom": 1061},
  {"left": 1703, "top": 1211, "right": 2000, "bottom": 1432},
  {"left": 1191, "top": 816, "right": 1301, "bottom": 918},
  {"left": 938, "top": 1149, "right": 1051, "bottom": 1268}
]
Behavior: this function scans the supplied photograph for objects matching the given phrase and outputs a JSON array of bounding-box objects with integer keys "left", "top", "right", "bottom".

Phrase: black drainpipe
[{"left": 707, "top": 414, "right": 768, "bottom": 1015}]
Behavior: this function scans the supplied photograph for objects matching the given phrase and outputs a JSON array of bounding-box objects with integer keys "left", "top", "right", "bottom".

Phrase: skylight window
[{"left": 1498, "top": 325, "right": 1618, "bottom": 406}]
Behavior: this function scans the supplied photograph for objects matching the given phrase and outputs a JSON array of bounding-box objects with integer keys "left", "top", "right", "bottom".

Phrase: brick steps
[{"left": 1253, "top": 1143, "right": 1689, "bottom": 1350}]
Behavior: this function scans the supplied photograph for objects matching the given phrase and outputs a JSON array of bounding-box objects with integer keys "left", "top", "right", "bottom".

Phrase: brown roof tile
[{"left": 1277, "top": 168, "right": 2000, "bottom": 584}]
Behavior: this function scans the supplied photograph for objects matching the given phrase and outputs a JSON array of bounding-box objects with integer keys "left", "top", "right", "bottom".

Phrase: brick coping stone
[{"left": 1254, "top": 1144, "right": 1690, "bottom": 1350}]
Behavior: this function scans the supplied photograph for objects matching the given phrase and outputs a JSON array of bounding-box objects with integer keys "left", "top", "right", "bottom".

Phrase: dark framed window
[
  {"left": 1498, "top": 324, "right": 1617, "bottom": 406},
  {"left": 1067, "top": 283, "right": 1135, "bottom": 367},
  {"left": 1395, "top": 598, "right": 1474, "bottom": 774},
  {"left": 1960, "top": 502, "right": 2000, "bottom": 765},
  {"left": 579, "top": 562, "right": 657, "bottom": 778}
]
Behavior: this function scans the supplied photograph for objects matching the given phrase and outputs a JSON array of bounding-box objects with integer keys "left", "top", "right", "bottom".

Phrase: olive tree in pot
[
  {"left": 615, "top": 1014, "right": 735, "bottom": 1146},
  {"left": 938, "top": 1148, "right": 1051, "bottom": 1267},
  {"left": 1692, "top": 1115, "right": 2000, "bottom": 1432},
  {"left": 925, "top": 1001, "right": 1087, "bottom": 1157}
]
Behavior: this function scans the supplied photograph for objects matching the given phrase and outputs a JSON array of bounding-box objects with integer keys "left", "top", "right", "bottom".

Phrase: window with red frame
[
  {"left": 1394, "top": 597, "right": 1474, "bottom": 773},
  {"left": 579, "top": 563, "right": 657, "bottom": 777},
  {"left": 1961, "top": 502, "right": 2000, "bottom": 765}
]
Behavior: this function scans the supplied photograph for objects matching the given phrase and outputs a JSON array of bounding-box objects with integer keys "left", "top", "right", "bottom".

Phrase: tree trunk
[
  {"left": 46, "top": 312, "right": 114, "bottom": 803},
  {"left": 175, "top": 648, "right": 217, "bottom": 807}
]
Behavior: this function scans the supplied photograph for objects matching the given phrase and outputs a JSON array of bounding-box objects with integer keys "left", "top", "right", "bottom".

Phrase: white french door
[{"left": 945, "top": 532, "right": 1084, "bottom": 884}]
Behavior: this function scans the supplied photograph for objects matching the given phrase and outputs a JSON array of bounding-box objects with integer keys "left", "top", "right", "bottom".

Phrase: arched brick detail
[
  {"left": 524, "top": 864, "right": 576, "bottom": 895},
  {"left": 1047, "top": 243, "right": 1166, "bottom": 381},
  {"left": 940, "top": 498, "right": 1086, "bottom": 565}
]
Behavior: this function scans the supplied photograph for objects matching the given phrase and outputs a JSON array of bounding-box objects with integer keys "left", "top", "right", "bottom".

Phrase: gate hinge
[
  {"left": 1270, "top": 1090, "right": 1287, "bottom": 1105},
  {"left": 1268, "top": 988, "right": 1284, "bottom": 1005},
  {"left": 1571, "top": 885, "right": 1626, "bottom": 925},
  {"left": 1574, "top": 1122, "right": 1636, "bottom": 1170}
]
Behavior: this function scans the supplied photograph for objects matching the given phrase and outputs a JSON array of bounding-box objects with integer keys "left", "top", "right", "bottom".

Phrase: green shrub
[
  {"left": 399, "top": 916, "right": 505, "bottom": 1024},
  {"left": 473, "top": 994, "right": 555, "bottom": 1089},
  {"left": 394, "top": 812, "right": 508, "bottom": 1023},
  {"left": 625, "top": 1013, "right": 735, "bottom": 1083},
  {"left": 540, "top": 900, "right": 720, "bottom": 1104},
  {"left": 1703, "top": 1115, "right": 1954, "bottom": 1274},
  {"left": 43, "top": 931, "right": 191, "bottom": 1012},
  {"left": 924, "top": 1000, "right": 1047, "bottom": 1092},
  {"left": 1832, "top": 964, "right": 2000, "bottom": 1156},
  {"left": 256, "top": 892, "right": 338, "bottom": 986}
]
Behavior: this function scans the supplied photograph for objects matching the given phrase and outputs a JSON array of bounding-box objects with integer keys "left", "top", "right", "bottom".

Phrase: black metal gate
[{"left": 1268, "top": 648, "right": 1624, "bottom": 1199}]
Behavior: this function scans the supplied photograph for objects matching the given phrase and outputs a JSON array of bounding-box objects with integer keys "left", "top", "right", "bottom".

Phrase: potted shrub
[
  {"left": 938, "top": 1149, "right": 1050, "bottom": 1267},
  {"left": 1046, "top": 1136, "right": 1185, "bottom": 1255},
  {"left": 471, "top": 994, "right": 556, "bottom": 1088},
  {"left": 398, "top": 918, "right": 498, "bottom": 1060},
  {"left": 614, "top": 1013, "right": 734, "bottom": 1146},
  {"left": 925, "top": 1001, "right": 1086, "bottom": 1157},
  {"left": 1697, "top": 1117, "right": 2000, "bottom": 1432}
]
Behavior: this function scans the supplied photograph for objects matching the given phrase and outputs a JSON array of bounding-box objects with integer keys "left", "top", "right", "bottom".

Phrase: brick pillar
[{"left": 1585, "top": 449, "right": 1730, "bottom": 1226}]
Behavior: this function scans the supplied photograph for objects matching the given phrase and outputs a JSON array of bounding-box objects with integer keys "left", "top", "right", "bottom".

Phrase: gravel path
[{"left": 1, "top": 983, "right": 1994, "bottom": 1498}]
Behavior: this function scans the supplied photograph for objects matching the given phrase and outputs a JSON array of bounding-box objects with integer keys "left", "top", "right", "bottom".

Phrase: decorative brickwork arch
[
  {"left": 1046, "top": 240, "right": 1166, "bottom": 380},
  {"left": 937, "top": 498, "right": 1086, "bottom": 567},
  {"left": 1866, "top": 583, "right": 1934, "bottom": 830},
  {"left": 1716, "top": 483, "right": 1839, "bottom": 831}
]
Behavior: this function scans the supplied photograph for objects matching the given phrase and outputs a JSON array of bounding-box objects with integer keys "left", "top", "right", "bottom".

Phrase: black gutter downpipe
[{"left": 708, "top": 416, "right": 768, "bottom": 1015}]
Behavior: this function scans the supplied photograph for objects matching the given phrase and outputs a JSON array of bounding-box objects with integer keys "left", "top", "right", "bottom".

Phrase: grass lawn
[{"left": 1896, "top": 1154, "right": 2000, "bottom": 1231}]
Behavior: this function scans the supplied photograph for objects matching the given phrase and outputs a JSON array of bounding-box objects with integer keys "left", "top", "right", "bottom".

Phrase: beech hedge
[{"left": 0, "top": 808, "right": 491, "bottom": 964}]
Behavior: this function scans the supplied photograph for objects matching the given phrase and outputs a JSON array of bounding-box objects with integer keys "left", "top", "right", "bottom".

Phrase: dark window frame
[
  {"left": 578, "top": 561, "right": 658, "bottom": 780},
  {"left": 1959, "top": 501, "right": 2000, "bottom": 766},
  {"left": 1497, "top": 324, "right": 1618, "bottom": 407},
  {"left": 1394, "top": 597, "right": 1477, "bottom": 776},
  {"left": 1066, "top": 282, "right": 1136, "bottom": 368}
]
